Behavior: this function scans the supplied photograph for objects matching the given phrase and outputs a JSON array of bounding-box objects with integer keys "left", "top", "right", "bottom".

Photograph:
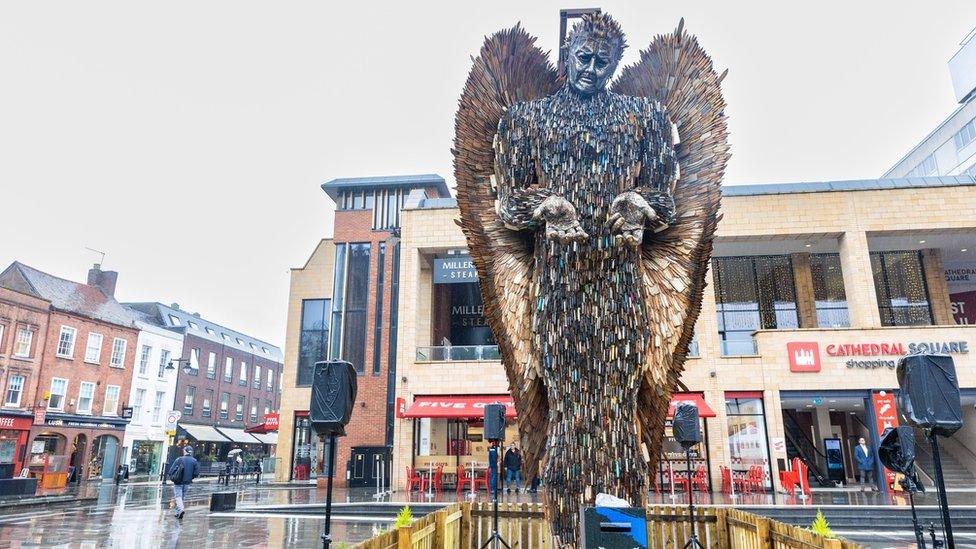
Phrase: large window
[
  {"left": 202, "top": 389, "right": 213, "bottom": 418},
  {"left": 239, "top": 361, "right": 247, "bottom": 386},
  {"left": 158, "top": 349, "right": 171, "bottom": 378},
  {"left": 84, "top": 333, "right": 104, "bottom": 363},
  {"left": 207, "top": 351, "right": 217, "bottom": 379},
  {"left": 77, "top": 382, "right": 96, "bottom": 414},
  {"left": 183, "top": 386, "right": 195, "bottom": 415},
  {"left": 220, "top": 392, "right": 230, "bottom": 419},
  {"left": 372, "top": 242, "right": 386, "bottom": 375},
  {"left": 138, "top": 345, "right": 152, "bottom": 376},
  {"left": 110, "top": 338, "right": 127, "bottom": 368},
  {"left": 955, "top": 118, "right": 976, "bottom": 151},
  {"left": 14, "top": 327, "right": 33, "bottom": 357},
  {"left": 153, "top": 391, "right": 164, "bottom": 423},
  {"left": 713, "top": 255, "right": 798, "bottom": 356},
  {"left": 224, "top": 356, "right": 233, "bottom": 382},
  {"left": 725, "top": 393, "right": 771, "bottom": 489},
  {"left": 253, "top": 364, "right": 261, "bottom": 389},
  {"left": 187, "top": 347, "right": 200, "bottom": 375},
  {"left": 104, "top": 385, "right": 120, "bottom": 415},
  {"left": 331, "top": 243, "right": 371, "bottom": 374},
  {"left": 235, "top": 396, "right": 245, "bottom": 421},
  {"left": 133, "top": 388, "right": 145, "bottom": 422},
  {"left": 906, "top": 154, "right": 937, "bottom": 178},
  {"left": 871, "top": 251, "right": 933, "bottom": 326},
  {"left": 56, "top": 326, "right": 76, "bottom": 358},
  {"left": 48, "top": 378, "right": 68, "bottom": 410},
  {"left": 298, "top": 299, "right": 332, "bottom": 387},
  {"left": 809, "top": 254, "right": 850, "bottom": 328},
  {"left": 4, "top": 375, "right": 24, "bottom": 406}
]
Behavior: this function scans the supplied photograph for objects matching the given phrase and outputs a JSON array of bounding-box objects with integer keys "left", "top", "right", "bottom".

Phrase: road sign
[{"left": 165, "top": 410, "right": 182, "bottom": 430}]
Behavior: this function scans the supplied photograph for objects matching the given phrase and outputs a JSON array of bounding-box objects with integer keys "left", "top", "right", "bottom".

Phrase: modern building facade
[
  {"left": 281, "top": 173, "right": 976, "bottom": 494},
  {"left": 0, "top": 286, "right": 51, "bottom": 478},
  {"left": 124, "top": 302, "right": 283, "bottom": 465},
  {"left": 0, "top": 263, "right": 138, "bottom": 481},
  {"left": 276, "top": 174, "right": 452, "bottom": 486},
  {"left": 118, "top": 312, "right": 183, "bottom": 479}
]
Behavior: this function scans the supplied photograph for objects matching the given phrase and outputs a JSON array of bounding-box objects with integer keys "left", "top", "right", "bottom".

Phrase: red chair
[
  {"left": 745, "top": 465, "right": 765, "bottom": 493},
  {"left": 691, "top": 466, "right": 708, "bottom": 492},
  {"left": 455, "top": 466, "right": 470, "bottom": 494},
  {"left": 482, "top": 468, "right": 493, "bottom": 492},
  {"left": 432, "top": 466, "right": 444, "bottom": 492},
  {"left": 671, "top": 466, "right": 690, "bottom": 493},
  {"left": 405, "top": 466, "right": 427, "bottom": 492}
]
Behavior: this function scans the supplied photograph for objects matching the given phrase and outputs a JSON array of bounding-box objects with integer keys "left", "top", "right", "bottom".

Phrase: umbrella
[{"left": 227, "top": 449, "right": 243, "bottom": 456}]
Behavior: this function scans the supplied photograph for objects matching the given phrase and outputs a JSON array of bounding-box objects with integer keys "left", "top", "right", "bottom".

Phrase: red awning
[
  {"left": 402, "top": 395, "right": 517, "bottom": 419},
  {"left": 245, "top": 412, "right": 279, "bottom": 434},
  {"left": 667, "top": 393, "right": 717, "bottom": 418}
]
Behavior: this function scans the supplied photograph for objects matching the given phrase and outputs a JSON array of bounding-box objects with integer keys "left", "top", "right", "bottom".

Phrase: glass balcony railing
[
  {"left": 416, "top": 345, "right": 501, "bottom": 362},
  {"left": 720, "top": 338, "right": 759, "bottom": 357}
]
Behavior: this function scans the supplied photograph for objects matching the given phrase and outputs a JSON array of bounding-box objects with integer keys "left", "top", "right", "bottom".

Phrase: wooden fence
[{"left": 352, "top": 502, "right": 862, "bottom": 549}]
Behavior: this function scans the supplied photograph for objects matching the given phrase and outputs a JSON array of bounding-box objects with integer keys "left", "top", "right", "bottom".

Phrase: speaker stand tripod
[
  {"left": 682, "top": 448, "right": 704, "bottom": 549},
  {"left": 928, "top": 433, "right": 955, "bottom": 549},
  {"left": 321, "top": 433, "right": 337, "bottom": 549},
  {"left": 479, "top": 465, "right": 511, "bottom": 549}
]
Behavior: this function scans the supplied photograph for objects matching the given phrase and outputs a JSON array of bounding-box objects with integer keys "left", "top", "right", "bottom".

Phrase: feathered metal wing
[
  {"left": 612, "top": 20, "right": 729, "bottom": 468},
  {"left": 454, "top": 26, "right": 559, "bottom": 480},
  {"left": 454, "top": 21, "right": 729, "bottom": 480}
]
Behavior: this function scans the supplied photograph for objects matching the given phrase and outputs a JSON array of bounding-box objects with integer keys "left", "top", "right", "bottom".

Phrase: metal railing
[
  {"left": 415, "top": 345, "right": 501, "bottom": 362},
  {"left": 720, "top": 338, "right": 759, "bottom": 357}
]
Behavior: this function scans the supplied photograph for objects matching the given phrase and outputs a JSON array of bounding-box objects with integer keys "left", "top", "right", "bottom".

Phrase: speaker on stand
[
  {"left": 879, "top": 426, "right": 926, "bottom": 548},
  {"left": 672, "top": 403, "right": 704, "bottom": 549},
  {"left": 480, "top": 403, "right": 511, "bottom": 549},
  {"left": 898, "top": 353, "right": 964, "bottom": 549},
  {"left": 310, "top": 360, "right": 359, "bottom": 549}
]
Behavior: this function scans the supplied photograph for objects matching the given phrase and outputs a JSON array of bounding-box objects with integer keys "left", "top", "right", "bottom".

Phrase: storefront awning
[
  {"left": 402, "top": 395, "right": 516, "bottom": 419},
  {"left": 250, "top": 432, "right": 278, "bottom": 445},
  {"left": 215, "top": 426, "right": 262, "bottom": 444},
  {"left": 180, "top": 424, "right": 232, "bottom": 443},
  {"left": 667, "top": 393, "right": 717, "bottom": 418}
]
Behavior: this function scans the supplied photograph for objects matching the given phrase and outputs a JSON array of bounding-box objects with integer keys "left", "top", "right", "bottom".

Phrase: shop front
[
  {"left": 290, "top": 411, "right": 323, "bottom": 480},
  {"left": 28, "top": 412, "right": 128, "bottom": 482},
  {"left": 659, "top": 393, "right": 716, "bottom": 492},
  {"left": 173, "top": 423, "right": 231, "bottom": 465},
  {"left": 0, "top": 413, "right": 33, "bottom": 479},
  {"left": 129, "top": 440, "right": 164, "bottom": 477},
  {"left": 724, "top": 392, "right": 773, "bottom": 491},
  {"left": 215, "top": 426, "right": 266, "bottom": 463},
  {"left": 400, "top": 395, "right": 517, "bottom": 487}
]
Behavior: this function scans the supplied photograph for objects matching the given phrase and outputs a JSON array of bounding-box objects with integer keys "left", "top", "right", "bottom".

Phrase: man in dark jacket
[
  {"left": 503, "top": 443, "right": 522, "bottom": 493},
  {"left": 854, "top": 436, "right": 876, "bottom": 491},
  {"left": 168, "top": 445, "right": 200, "bottom": 519}
]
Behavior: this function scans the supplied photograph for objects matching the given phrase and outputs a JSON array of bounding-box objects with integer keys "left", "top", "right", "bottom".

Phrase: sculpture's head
[{"left": 564, "top": 13, "right": 627, "bottom": 96}]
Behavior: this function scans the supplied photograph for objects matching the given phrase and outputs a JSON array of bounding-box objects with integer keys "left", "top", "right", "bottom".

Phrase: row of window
[
  {"left": 131, "top": 387, "right": 166, "bottom": 425},
  {"left": 0, "top": 324, "right": 36, "bottom": 359},
  {"left": 166, "top": 314, "right": 274, "bottom": 355},
  {"left": 181, "top": 386, "right": 274, "bottom": 423},
  {"left": 136, "top": 344, "right": 173, "bottom": 379},
  {"left": 713, "top": 251, "right": 934, "bottom": 354},
  {"left": 180, "top": 347, "right": 278, "bottom": 392},
  {"left": 334, "top": 187, "right": 421, "bottom": 230},
  {"left": 56, "top": 326, "right": 128, "bottom": 368},
  {"left": 955, "top": 118, "right": 976, "bottom": 152},
  {"left": 906, "top": 154, "right": 938, "bottom": 178},
  {"left": 42, "top": 377, "right": 121, "bottom": 415}
]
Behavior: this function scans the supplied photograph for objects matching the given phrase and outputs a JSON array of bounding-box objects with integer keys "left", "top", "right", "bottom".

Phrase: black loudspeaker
[
  {"left": 310, "top": 360, "right": 358, "bottom": 437},
  {"left": 483, "top": 403, "right": 506, "bottom": 441},
  {"left": 879, "top": 426, "right": 923, "bottom": 491},
  {"left": 896, "top": 354, "right": 963, "bottom": 437},
  {"left": 672, "top": 403, "right": 701, "bottom": 449}
]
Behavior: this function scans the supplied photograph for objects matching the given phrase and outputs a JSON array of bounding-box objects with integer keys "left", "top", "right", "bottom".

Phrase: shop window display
[{"left": 725, "top": 394, "right": 771, "bottom": 490}]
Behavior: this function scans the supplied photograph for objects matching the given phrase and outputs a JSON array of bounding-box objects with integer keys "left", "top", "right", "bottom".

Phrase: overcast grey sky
[{"left": 1, "top": 1, "right": 973, "bottom": 347}]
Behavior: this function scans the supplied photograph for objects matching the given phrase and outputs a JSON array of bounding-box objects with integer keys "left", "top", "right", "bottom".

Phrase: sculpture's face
[{"left": 566, "top": 38, "right": 618, "bottom": 96}]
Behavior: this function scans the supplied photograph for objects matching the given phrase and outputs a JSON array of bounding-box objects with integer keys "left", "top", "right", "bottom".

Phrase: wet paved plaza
[{"left": 1, "top": 480, "right": 975, "bottom": 547}]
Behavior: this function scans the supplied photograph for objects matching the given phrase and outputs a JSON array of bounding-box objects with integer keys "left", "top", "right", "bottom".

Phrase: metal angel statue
[{"left": 454, "top": 13, "right": 729, "bottom": 544}]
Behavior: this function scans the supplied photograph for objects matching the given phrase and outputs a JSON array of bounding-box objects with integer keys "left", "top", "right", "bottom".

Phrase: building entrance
[{"left": 780, "top": 390, "right": 878, "bottom": 490}]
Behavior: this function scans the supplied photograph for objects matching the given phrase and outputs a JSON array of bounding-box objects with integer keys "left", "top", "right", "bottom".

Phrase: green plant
[
  {"left": 809, "top": 509, "right": 835, "bottom": 539},
  {"left": 393, "top": 506, "right": 413, "bottom": 529}
]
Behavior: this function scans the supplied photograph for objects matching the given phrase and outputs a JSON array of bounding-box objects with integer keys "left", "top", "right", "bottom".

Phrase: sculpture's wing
[
  {"left": 612, "top": 20, "right": 730, "bottom": 467},
  {"left": 454, "top": 25, "right": 559, "bottom": 480}
]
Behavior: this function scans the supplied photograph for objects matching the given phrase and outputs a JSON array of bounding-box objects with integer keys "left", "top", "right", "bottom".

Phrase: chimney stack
[{"left": 87, "top": 264, "right": 119, "bottom": 297}]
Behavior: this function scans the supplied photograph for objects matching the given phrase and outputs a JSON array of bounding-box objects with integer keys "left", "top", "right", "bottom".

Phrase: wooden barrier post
[
  {"left": 397, "top": 525, "right": 412, "bottom": 549},
  {"left": 434, "top": 509, "right": 446, "bottom": 548},
  {"left": 824, "top": 539, "right": 842, "bottom": 549},
  {"left": 714, "top": 508, "right": 730, "bottom": 549},
  {"left": 460, "top": 502, "right": 472, "bottom": 547},
  {"left": 756, "top": 516, "right": 770, "bottom": 548}
]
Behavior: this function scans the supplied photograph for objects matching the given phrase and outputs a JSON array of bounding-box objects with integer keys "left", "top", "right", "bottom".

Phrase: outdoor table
[
  {"left": 466, "top": 463, "right": 486, "bottom": 498},
  {"left": 418, "top": 466, "right": 437, "bottom": 498}
]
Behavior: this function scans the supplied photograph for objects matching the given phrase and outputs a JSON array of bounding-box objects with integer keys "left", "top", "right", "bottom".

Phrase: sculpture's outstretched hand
[
  {"left": 608, "top": 191, "right": 658, "bottom": 247},
  {"left": 532, "top": 195, "right": 588, "bottom": 244}
]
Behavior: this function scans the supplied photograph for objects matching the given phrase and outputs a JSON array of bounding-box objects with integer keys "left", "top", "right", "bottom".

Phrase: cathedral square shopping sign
[{"left": 788, "top": 340, "right": 970, "bottom": 372}]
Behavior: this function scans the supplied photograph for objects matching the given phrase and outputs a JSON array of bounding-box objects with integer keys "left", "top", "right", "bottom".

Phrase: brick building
[
  {"left": 124, "top": 302, "right": 283, "bottom": 464},
  {"left": 0, "top": 286, "right": 51, "bottom": 478},
  {"left": 276, "top": 174, "right": 451, "bottom": 486},
  {"left": 0, "top": 263, "right": 138, "bottom": 481}
]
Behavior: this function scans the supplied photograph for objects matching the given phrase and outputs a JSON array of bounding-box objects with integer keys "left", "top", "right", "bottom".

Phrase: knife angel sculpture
[{"left": 454, "top": 13, "right": 729, "bottom": 544}]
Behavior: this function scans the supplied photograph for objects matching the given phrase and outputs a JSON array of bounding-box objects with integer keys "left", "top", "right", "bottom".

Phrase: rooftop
[
  {"left": 123, "top": 301, "right": 283, "bottom": 362},
  {"left": 0, "top": 262, "right": 135, "bottom": 327},
  {"left": 321, "top": 174, "right": 450, "bottom": 201}
]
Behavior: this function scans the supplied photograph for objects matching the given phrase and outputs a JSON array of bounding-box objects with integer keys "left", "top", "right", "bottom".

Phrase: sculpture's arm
[
  {"left": 608, "top": 103, "right": 678, "bottom": 247},
  {"left": 494, "top": 108, "right": 587, "bottom": 243}
]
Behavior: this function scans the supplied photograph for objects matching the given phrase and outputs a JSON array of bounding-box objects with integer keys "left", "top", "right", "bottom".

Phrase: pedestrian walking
[
  {"left": 854, "top": 436, "right": 876, "bottom": 491},
  {"left": 503, "top": 443, "right": 522, "bottom": 493},
  {"left": 168, "top": 446, "right": 200, "bottom": 520}
]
